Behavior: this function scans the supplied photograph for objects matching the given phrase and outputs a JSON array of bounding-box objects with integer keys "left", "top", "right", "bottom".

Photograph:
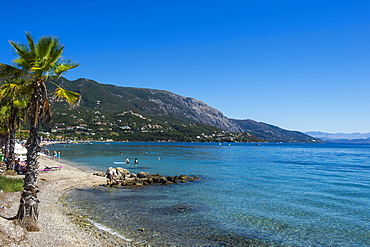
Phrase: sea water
[{"left": 51, "top": 142, "right": 370, "bottom": 246}]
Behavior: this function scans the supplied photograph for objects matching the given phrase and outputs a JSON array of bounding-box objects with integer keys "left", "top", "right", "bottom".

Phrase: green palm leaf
[
  {"left": 54, "top": 61, "right": 79, "bottom": 75},
  {"left": 0, "top": 63, "right": 25, "bottom": 79},
  {"left": 54, "top": 87, "right": 81, "bottom": 106},
  {"left": 13, "top": 100, "right": 28, "bottom": 109}
]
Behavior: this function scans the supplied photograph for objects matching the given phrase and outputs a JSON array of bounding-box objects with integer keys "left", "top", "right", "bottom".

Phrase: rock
[
  {"left": 159, "top": 177, "right": 169, "bottom": 184},
  {"left": 0, "top": 218, "right": 27, "bottom": 243},
  {"left": 93, "top": 172, "right": 105, "bottom": 176},
  {"left": 125, "top": 178, "right": 136, "bottom": 183},
  {"left": 137, "top": 172, "right": 151, "bottom": 178},
  {"left": 101, "top": 168, "right": 201, "bottom": 187},
  {"left": 116, "top": 167, "right": 130, "bottom": 176}
]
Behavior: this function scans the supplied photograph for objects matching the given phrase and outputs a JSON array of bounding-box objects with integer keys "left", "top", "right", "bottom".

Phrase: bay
[{"left": 50, "top": 142, "right": 370, "bottom": 246}]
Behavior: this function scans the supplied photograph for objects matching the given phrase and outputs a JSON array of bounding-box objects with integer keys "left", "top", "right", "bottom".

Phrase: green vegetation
[
  {"left": 0, "top": 174, "right": 24, "bottom": 192},
  {"left": 39, "top": 108, "right": 264, "bottom": 143}
]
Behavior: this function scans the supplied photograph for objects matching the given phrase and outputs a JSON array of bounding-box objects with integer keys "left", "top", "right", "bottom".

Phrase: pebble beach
[{"left": 0, "top": 156, "right": 136, "bottom": 247}]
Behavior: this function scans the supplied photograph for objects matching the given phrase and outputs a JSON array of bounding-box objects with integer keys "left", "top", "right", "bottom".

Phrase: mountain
[
  {"left": 305, "top": 131, "right": 370, "bottom": 143},
  {"left": 46, "top": 77, "right": 320, "bottom": 143},
  {"left": 54, "top": 78, "right": 243, "bottom": 133},
  {"left": 305, "top": 131, "right": 370, "bottom": 140},
  {"left": 231, "top": 119, "right": 323, "bottom": 143}
]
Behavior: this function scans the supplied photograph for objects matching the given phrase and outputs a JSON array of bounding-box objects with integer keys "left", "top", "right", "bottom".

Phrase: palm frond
[
  {"left": 54, "top": 61, "right": 79, "bottom": 75},
  {"left": 0, "top": 83, "right": 17, "bottom": 99},
  {"left": 0, "top": 80, "right": 32, "bottom": 100},
  {"left": 54, "top": 87, "right": 81, "bottom": 106},
  {"left": 13, "top": 100, "right": 28, "bottom": 109},
  {"left": 25, "top": 32, "right": 35, "bottom": 52},
  {"left": 0, "top": 63, "right": 25, "bottom": 79},
  {"left": 0, "top": 105, "right": 9, "bottom": 115}
]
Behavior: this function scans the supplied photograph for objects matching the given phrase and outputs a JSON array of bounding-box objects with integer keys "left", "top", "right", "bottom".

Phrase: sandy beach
[{"left": 0, "top": 156, "right": 136, "bottom": 246}]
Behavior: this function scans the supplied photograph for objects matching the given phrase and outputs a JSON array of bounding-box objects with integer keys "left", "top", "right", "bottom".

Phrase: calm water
[{"left": 51, "top": 142, "right": 370, "bottom": 246}]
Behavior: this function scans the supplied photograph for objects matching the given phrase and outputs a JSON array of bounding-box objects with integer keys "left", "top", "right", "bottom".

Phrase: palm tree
[
  {"left": 0, "top": 32, "right": 80, "bottom": 231},
  {"left": 0, "top": 79, "right": 31, "bottom": 170},
  {"left": 0, "top": 119, "right": 9, "bottom": 165}
]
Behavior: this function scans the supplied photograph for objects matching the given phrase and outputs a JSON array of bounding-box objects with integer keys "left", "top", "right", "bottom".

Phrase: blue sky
[{"left": 1, "top": 0, "right": 369, "bottom": 133}]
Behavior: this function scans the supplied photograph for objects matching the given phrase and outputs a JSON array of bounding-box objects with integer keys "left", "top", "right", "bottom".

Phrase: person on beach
[
  {"left": 14, "top": 158, "right": 22, "bottom": 174},
  {"left": 53, "top": 150, "right": 57, "bottom": 159},
  {"left": 134, "top": 158, "right": 138, "bottom": 165},
  {"left": 106, "top": 167, "right": 117, "bottom": 184},
  {"left": 125, "top": 157, "right": 130, "bottom": 164},
  {"left": 57, "top": 151, "right": 61, "bottom": 159}
]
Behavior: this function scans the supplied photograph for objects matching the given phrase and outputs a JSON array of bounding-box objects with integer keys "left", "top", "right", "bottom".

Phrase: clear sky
[{"left": 1, "top": 0, "right": 369, "bottom": 133}]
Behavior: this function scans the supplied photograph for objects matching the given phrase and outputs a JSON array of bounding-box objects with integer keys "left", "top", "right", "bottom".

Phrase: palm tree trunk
[
  {"left": 16, "top": 126, "right": 40, "bottom": 231},
  {"left": 6, "top": 130, "right": 16, "bottom": 170},
  {"left": 0, "top": 133, "right": 6, "bottom": 154},
  {"left": 3, "top": 134, "right": 10, "bottom": 164},
  {"left": 16, "top": 81, "right": 43, "bottom": 231},
  {"left": 7, "top": 108, "right": 19, "bottom": 170}
]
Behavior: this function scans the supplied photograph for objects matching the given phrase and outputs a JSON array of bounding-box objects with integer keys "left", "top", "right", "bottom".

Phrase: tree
[
  {"left": 0, "top": 32, "right": 80, "bottom": 231},
  {"left": 0, "top": 79, "right": 31, "bottom": 170},
  {"left": 0, "top": 119, "right": 9, "bottom": 162}
]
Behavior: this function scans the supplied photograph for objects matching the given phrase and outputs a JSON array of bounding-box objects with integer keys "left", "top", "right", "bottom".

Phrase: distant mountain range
[
  {"left": 47, "top": 77, "right": 322, "bottom": 143},
  {"left": 305, "top": 131, "right": 370, "bottom": 143}
]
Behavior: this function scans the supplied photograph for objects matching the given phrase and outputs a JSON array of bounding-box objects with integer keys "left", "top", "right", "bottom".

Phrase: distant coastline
[{"left": 305, "top": 131, "right": 370, "bottom": 144}]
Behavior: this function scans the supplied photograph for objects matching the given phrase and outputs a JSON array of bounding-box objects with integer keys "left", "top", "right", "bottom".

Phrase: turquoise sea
[{"left": 51, "top": 142, "right": 370, "bottom": 246}]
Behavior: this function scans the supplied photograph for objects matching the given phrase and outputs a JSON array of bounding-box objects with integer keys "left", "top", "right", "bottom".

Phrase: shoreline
[{"left": 0, "top": 156, "right": 136, "bottom": 246}]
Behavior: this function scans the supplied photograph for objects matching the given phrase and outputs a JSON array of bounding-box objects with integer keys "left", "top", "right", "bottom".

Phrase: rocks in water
[
  {"left": 94, "top": 167, "right": 202, "bottom": 187},
  {"left": 137, "top": 172, "right": 150, "bottom": 178}
]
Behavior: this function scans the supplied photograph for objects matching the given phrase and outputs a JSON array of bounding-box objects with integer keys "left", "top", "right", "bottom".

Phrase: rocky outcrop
[
  {"left": 148, "top": 92, "right": 244, "bottom": 133},
  {"left": 94, "top": 168, "right": 202, "bottom": 187}
]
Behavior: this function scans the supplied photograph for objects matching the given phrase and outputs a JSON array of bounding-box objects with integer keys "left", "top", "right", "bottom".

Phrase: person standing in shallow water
[
  {"left": 134, "top": 158, "right": 138, "bottom": 165},
  {"left": 125, "top": 157, "right": 130, "bottom": 164}
]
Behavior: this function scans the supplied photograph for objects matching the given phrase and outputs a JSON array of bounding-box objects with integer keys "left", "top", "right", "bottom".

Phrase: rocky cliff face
[{"left": 147, "top": 90, "right": 244, "bottom": 133}]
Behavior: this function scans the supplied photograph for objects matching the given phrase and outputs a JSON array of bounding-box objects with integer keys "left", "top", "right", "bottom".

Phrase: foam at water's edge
[{"left": 88, "top": 219, "right": 132, "bottom": 242}]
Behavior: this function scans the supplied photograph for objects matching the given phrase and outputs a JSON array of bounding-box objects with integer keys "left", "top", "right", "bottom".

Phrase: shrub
[{"left": 0, "top": 175, "right": 24, "bottom": 192}]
